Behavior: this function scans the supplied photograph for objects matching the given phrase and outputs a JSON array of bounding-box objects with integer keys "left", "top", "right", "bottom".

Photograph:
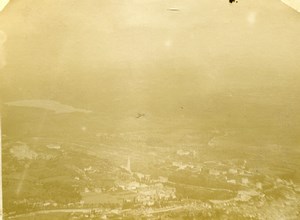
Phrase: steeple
[{"left": 126, "top": 156, "right": 131, "bottom": 172}]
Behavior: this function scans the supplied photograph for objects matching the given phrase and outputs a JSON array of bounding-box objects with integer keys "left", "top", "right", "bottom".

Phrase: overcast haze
[
  {"left": 1, "top": 0, "right": 300, "bottom": 144},
  {"left": 1, "top": 1, "right": 300, "bottom": 218}
]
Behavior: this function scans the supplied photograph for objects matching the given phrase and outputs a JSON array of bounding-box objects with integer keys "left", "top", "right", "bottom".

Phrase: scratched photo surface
[{"left": 1, "top": 0, "right": 300, "bottom": 219}]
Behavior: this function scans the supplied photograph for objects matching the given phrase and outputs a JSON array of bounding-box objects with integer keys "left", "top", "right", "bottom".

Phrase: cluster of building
[
  {"left": 136, "top": 183, "right": 176, "bottom": 206},
  {"left": 116, "top": 157, "right": 177, "bottom": 207},
  {"left": 169, "top": 156, "right": 265, "bottom": 191}
]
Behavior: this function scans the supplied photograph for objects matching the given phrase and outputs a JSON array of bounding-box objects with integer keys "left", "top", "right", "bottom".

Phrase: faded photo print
[{"left": 1, "top": 0, "right": 300, "bottom": 219}]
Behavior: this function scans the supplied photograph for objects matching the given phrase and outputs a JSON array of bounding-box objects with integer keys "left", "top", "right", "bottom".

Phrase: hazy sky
[{"left": 1, "top": 0, "right": 300, "bottom": 141}]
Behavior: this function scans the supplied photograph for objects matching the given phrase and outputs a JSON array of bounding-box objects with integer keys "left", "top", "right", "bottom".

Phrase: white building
[{"left": 241, "top": 177, "right": 249, "bottom": 185}]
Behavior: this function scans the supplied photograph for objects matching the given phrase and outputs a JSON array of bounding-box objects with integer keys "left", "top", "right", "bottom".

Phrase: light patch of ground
[
  {"left": 10, "top": 143, "right": 38, "bottom": 160},
  {"left": 81, "top": 191, "right": 135, "bottom": 204}
]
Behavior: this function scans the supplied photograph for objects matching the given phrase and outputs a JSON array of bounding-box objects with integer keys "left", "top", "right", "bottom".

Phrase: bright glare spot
[
  {"left": 164, "top": 40, "right": 173, "bottom": 48},
  {"left": 0, "top": 0, "right": 10, "bottom": 12},
  {"left": 281, "top": 0, "right": 300, "bottom": 12},
  {"left": 81, "top": 126, "right": 87, "bottom": 131},
  {"left": 0, "top": 30, "right": 6, "bottom": 69},
  {"left": 247, "top": 12, "right": 256, "bottom": 25}
]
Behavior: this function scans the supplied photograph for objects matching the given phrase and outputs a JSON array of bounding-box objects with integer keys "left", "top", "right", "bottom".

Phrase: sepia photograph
[{"left": 1, "top": 0, "right": 300, "bottom": 219}]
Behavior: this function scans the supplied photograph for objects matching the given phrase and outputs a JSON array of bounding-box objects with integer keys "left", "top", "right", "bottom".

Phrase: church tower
[{"left": 126, "top": 156, "right": 131, "bottom": 172}]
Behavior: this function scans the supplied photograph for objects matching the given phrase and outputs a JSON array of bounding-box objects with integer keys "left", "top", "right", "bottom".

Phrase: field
[{"left": 81, "top": 192, "right": 135, "bottom": 204}]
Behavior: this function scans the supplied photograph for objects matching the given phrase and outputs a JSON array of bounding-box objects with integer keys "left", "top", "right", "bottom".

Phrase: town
[{"left": 3, "top": 136, "right": 300, "bottom": 219}]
